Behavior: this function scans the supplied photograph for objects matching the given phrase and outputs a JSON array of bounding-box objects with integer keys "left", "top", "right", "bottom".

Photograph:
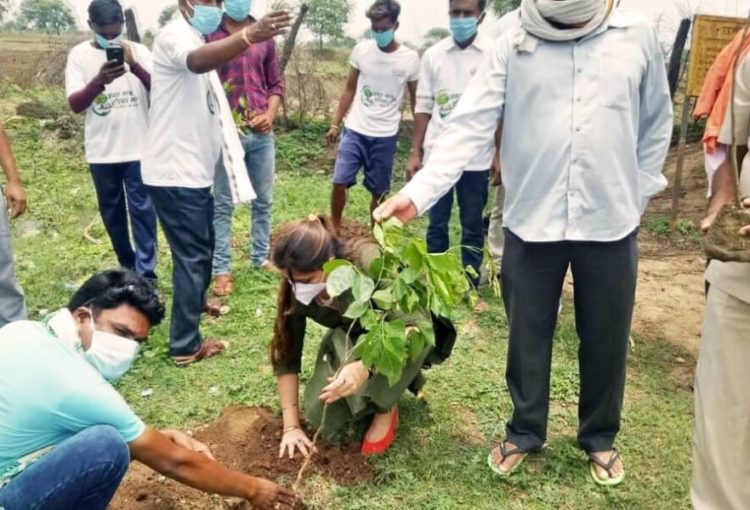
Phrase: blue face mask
[
  {"left": 450, "top": 16, "right": 478, "bottom": 44},
  {"left": 187, "top": 1, "right": 223, "bottom": 35},
  {"left": 225, "top": 0, "right": 251, "bottom": 22},
  {"left": 371, "top": 28, "right": 395, "bottom": 48},
  {"left": 95, "top": 32, "right": 122, "bottom": 49}
]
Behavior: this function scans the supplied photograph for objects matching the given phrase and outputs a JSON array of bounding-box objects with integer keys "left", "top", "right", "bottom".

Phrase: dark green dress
[{"left": 274, "top": 248, "right": 457, "bottom": 440}]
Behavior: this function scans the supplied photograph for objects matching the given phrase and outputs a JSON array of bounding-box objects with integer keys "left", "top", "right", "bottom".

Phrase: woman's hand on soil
[
  {"left": 279, "top": 428, "right": 315, "bottom": 459},
  {"left": 319, "top": 361, "right": 369, "bottom": 405},
  {"left": 161, "top": 429, "right": 215, "bottom": 460},
  {"left": 247, "top": 477, "right": 296, "bottom": 510}
]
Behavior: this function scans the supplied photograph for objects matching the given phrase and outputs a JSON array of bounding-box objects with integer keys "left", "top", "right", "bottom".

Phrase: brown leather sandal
[
  {"left": 203, "top": 300, "right": 230, "bottom": 317},
  {"left": 213, "top": 274, "right": 234, "bottom": 297},
  {"left": 173, "top": 340, "right": 230, "bottom": 367}
]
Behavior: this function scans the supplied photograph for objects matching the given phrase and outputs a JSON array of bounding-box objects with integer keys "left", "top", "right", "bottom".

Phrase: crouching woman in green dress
[{"left": 271, "top": 215, "right": 456, "bottom": 458}]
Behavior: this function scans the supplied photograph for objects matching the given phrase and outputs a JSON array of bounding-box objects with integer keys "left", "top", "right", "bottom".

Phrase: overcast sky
[{"left": 26, "top": 0, "right": 750, "bottom": 43}]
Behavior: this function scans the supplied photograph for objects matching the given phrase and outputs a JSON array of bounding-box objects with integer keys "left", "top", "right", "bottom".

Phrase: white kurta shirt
[{"left": 402, "top": 9, "right": 673, "bottom": 243}]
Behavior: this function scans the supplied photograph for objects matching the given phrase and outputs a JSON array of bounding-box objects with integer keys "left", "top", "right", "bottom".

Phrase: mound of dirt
[{"left": 111, "top": 406, "right": 374, "bottom": 510}]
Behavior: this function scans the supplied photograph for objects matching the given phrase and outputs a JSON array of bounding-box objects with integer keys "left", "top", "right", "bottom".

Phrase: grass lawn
[{"left": 3, "top": 83, "right": 694, "bottom": 510}]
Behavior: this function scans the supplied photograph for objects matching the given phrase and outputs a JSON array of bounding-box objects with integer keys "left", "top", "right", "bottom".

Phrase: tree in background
[
  {"left": 488, "top": 0, "right": 520, "bottom": 16},
  {"left": 422, "top": 27, "right": 450, "bottom": 50},
  {"left": 305, "top": 0, "right": 350, "bottom": 50},
  {"left": 18, "top": 0, "right": 75, "bottom": 34},
  {"left": 0, "top": 0, "right": 10, "bottom": 23},
  {"left": 158, "top": 5, "right": 178, "bottom": 28}
]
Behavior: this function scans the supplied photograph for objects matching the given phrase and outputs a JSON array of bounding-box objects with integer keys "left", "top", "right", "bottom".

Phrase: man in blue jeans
[
  {"left": 0, "top": 269, "right": 295, "bottom": 510},
  {"left": 65, "top": 0, "right": 157, "bottom": 279},
  {"left": 407, "top": 0, "right": 496, "bottom": 286},
  {"left": 327, "top": 0, "right": 419, "bottom": 232},
  {"left": 207, "top": 0, "right": 285, "bottom": 297}
]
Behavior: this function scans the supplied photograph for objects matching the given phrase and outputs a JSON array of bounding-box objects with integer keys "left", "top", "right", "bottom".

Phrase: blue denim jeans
[
  {"left": 0, "top": 425, "right": 130, "bottom": 510},
  {"left": 0, "top": 191, "right": 26, "bottom": 326},
  {"left": 89, "top": 161, "right": 158, "bottom": 279},
  {"left": 426, "top": 170, "right": 489, "bottom": 286},
  {"left": 147, "top": 186, "right": 214, "bottom": 357},
  {"left": 213, "top": 131, "right": 275, "bottom": 273}
]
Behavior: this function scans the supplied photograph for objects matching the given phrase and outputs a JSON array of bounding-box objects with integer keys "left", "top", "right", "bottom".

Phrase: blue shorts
[{"left": 332, "top": 128, "right": 398, "bottom": 197}]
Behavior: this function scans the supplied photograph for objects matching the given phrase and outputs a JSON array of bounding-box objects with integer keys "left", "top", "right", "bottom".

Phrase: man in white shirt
[
  {"left": 65, "top": 0, "right": 158, "bottom": 280},
  {"left": 141, "top": 1, "right": 291, "bottom": 365},
  {"left": 326, "top": 0, "right": 419, "bottom": 233},
  {"left": 691, "top": 52, "right": 750, "bottom": 509},
  {"left": 375, "top": 0, "right": 672, "bottom": 484},
  {"left": 408, "top": 0, "right": 496, "bottom": 286}
]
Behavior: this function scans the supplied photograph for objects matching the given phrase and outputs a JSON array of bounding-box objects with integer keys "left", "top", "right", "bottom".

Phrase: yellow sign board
[{"left": 687, "top": 14, "right": 748, "bottom": 97}]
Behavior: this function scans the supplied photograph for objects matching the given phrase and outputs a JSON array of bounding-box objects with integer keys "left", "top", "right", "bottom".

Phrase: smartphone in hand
[{"left": 105, "top": 46, "right": 124, "bottom": 66}]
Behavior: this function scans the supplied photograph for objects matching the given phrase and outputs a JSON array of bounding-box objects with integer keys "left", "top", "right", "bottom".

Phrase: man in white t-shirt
[
  {"left": 326, "top": 0, "right": 419, "bottom": 232},
  {"left": 65, "top": 0, "right": 157, "bottom": 280},
  {"left": 408, "top": 0, "right": 496, "bottom": 286},
  {"left": 141, "top": 0, "right": 291, "bottom": 365}
]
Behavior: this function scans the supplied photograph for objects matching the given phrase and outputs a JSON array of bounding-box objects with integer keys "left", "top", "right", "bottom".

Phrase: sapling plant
[{"left": 293, "top": 218, "right": 490, "bottom": 492}]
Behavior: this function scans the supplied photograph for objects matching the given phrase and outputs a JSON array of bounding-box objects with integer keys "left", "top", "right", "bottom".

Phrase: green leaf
[
  {"left": 404, "top": 288, "right": 420, "bottom": 313},
  {"left": 326, "top": 265, "right": 355, "bottom": 298},
  {"left": 407, "top": 328, "right": 427, "bottom": 361},
  {"left": 323, "top": 259, "right": 351, "bottom": 274},
  {"left": 403, "top": 242, "right": 424, "bottom": 272},
  {"left": 372, "top": 288, "right": 394, "bottom": 309},
  {"left": 373, "top": 221, "right": 385, "bottom": 248},
  {"left": 351, "top": 272, "right": 375, "bottom": 303},
  {"left": 393, "top": 277, "right": 408, "bottom": 301},
  {"left": 400, "top": 266, "right": 420, "bottom": 284},
  {"left": 359, "top": 309, "right": 380, "bottom": 330},
  {"left": 344, "top": 300, "right": 369, "bottom": 319}
]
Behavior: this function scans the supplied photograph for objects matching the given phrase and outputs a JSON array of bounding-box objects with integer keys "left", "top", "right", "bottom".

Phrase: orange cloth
[{"left": 693, "top": 29, "right": 750, "bottom": 153}]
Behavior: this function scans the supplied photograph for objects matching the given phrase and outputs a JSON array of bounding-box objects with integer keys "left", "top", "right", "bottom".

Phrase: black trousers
[
  {"left": 501, "top": 228, "right": 638, "bottom": 453},
  {"left": 147, "top": 186, "right": 214, "bottom": 357}
]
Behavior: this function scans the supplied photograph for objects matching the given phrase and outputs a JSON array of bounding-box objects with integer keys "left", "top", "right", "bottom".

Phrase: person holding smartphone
[{"left": 65, "top": 0, "right": 158, "bottom": 282}]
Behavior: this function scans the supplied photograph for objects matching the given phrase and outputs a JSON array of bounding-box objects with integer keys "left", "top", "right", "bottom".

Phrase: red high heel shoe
[{"left": 361, "top": 408, "right": 399, "bottom": 456}]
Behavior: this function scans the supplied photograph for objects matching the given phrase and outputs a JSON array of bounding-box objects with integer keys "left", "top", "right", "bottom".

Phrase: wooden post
[
  {"left": 280, "top": 4, "right": 309, "bottom": 74},
  {"left": 670, "top": 95, "right": 692, "bottom": 231}
]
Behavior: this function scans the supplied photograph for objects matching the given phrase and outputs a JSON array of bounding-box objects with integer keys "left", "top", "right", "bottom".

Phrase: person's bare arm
[
  {"left": 129, "top": 427, "right": 295, "bottom": 509},
  {"left": 186, "top": 12, "right": 291, "bottom": 74},
  {"left": 406, "top": 113, "right": 431, "bottom": 180},
  {"left": 327, "top": 67, "right": 360, "bottom": 145},
  {"left": 250, "top": 95, "right": 282, "bottom": 133},
  {"left": 0, "top": 122, "right": 26, "bottom": 218},
  {"left": 276, "top": 374, "right": 314, "bottom": 459},
  {"left": 490, "top": 124, "right": 502, "bottom": 186},
  {"left": 407, "top": 81, "right": 417, "bottom": 115},
  {"left": 702, "top": 156, "right": 741, "bottom": 232}
]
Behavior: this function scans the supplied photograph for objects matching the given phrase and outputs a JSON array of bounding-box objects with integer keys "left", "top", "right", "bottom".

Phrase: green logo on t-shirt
[
  {"left": 437, "top": 89, "right": 460, "bottom": 119},
  {"left": 91, "top": 93, "right": 112, "bottom": 117},
  {"left": 361, "top": 86, "right": 375, "bottom": 107}
]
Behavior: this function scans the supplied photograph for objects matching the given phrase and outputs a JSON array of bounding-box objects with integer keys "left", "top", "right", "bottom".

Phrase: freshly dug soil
[
  {"left": 110, "top": 406, "right": 374, "bottom": 510},
  {"left": 704, "top": 205, "right": 750, "bottom": 262}
]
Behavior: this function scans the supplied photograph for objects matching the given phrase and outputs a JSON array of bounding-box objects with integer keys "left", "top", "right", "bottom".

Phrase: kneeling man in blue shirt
[{"left": 0, "top": 269, "right": 295, "bottom": 510}]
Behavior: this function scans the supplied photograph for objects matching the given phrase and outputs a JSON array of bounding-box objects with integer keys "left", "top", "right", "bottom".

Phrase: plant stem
[{"left": 293, "top": 320, "right": 358, "bottom": 493}]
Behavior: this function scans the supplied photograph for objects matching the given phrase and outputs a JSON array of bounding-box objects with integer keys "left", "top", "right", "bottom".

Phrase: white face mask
[
  {"left": 84, "top": 311, "right": 141, "bottom": 381},
  {"left": 291, "top": 281, "right": 327, "bottom": 306}
]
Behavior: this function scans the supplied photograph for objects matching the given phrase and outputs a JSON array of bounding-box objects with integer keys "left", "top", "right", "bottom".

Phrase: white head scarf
[{"left": 517, "top": 0, "right": 614, "bottom": 52}]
